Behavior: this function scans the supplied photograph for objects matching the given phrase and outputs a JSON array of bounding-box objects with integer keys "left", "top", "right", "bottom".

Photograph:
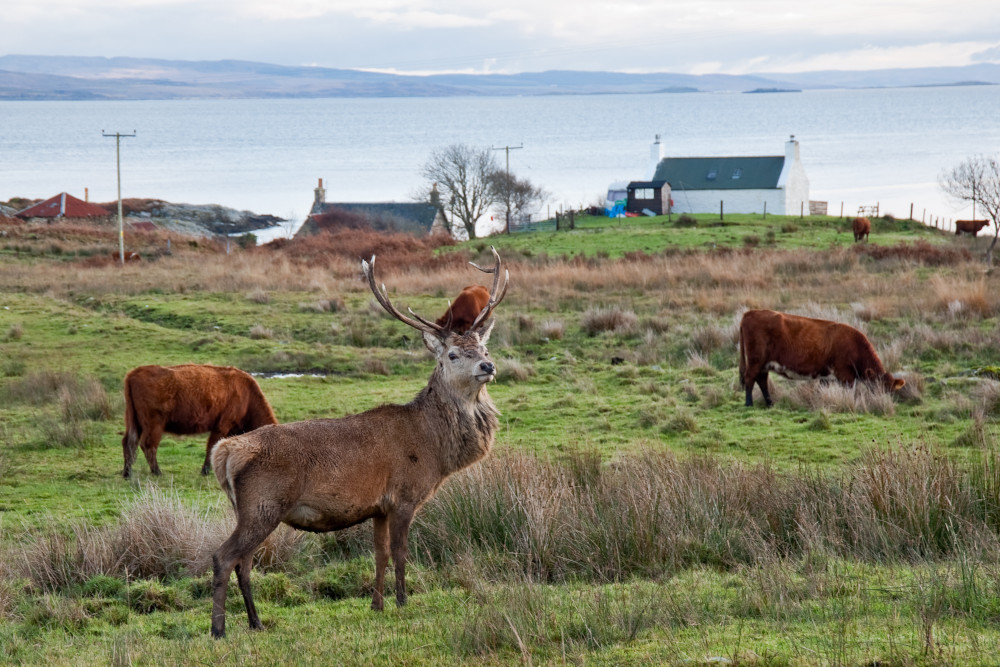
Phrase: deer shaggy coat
[
  {"left": 208, "top": 249, "right": 508, "bottom": 639},
  {"left": 121, "top": 364, "right": 277, "bottom": 478},
  {"left": 738, "top": 309, "right": 904, "bottom": 407}
]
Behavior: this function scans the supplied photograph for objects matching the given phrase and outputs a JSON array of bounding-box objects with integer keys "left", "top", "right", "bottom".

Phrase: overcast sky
[{"left": 5, "top": 0, "right": 1000, "bottom": 75}]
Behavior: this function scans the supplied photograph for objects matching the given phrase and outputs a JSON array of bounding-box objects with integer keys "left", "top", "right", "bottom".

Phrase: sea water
[{"left": 1, "top": 84, "right": 998, "bottom": 238}]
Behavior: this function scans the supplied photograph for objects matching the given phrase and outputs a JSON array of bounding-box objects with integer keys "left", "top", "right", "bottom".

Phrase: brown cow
[
  {"left": 738, "top": 309, "right": 904, "bottom": 407},
  {"left": 121, "top": 364, "right": 277, "bottom": 478},
  {"left": 435, "top": 285, "right": 491, "bottom": 333},
  {"left": 852, "top": 217, "right": 870, "bottom": 242},
  {"left": 112, "top": 250, "right": 142, "bottom": 262},
  {"left": 954, "top": 219, "right": 989, "bottom": 236}
]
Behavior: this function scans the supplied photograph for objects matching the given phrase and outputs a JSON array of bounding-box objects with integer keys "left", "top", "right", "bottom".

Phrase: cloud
[{"left": 971, "top": 44, "right": 1000, "bottom": 62}]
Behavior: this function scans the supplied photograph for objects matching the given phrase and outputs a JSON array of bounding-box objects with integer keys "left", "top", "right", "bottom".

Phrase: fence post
[
  {"left": 840, "top": 202, "right": 844, "bottom": 219},
  {"left": 800, "top": 201, "right": 804, "bottom": 219},
  {"left": 763, "top": 201, "right": 767, "bottom": 219},
  {"left": 720, "top": 200, "right": 724, "bottom": 221},
  {"left": 909, "top": 203, "right": 914, "bottom": 221},
  {"left": 569, "top": 210, "right": 575, "bottom": 230}
]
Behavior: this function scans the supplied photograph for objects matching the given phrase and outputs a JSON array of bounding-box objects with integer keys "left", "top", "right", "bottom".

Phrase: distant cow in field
[
  {"left": 852, "top": 217, "right": 870, "bottom": 242},
  {"left": 112, "top": 250, "right": 141, "bottom": 263},
  {"left": 435, "top": 285, "right": 491, "bottom": 333},
  {"left": 121, "top": 364, "right": 278, "bottom": 478},
  {"left": 954, "top": 219, "right": 990, "bottom": 236},
  {"left": 738, "top": 309, "right": 905, "bottom": 407}
]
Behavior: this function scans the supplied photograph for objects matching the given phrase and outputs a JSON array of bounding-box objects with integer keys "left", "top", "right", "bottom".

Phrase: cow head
[{"left": 866, "top": 368, "right": 905, "bottom": 392}]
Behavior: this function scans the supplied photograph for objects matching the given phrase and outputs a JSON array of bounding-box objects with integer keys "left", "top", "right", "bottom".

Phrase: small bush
[
  {"left": 674, "top": 214, "right": 698, "bottom": 227},
  {"left": 539, "top": 319, "right": 565, "bottom": 341},
  {"left": 4, "top": 323, "right": 23, "bottom": 341},
  {"left": 497, "top": 357, "right": 534, "bottom": 383},
  {"left": 581, "top": 306, "right": 638, "bottom": 336},
  {"left": 249, "top": 324, "right": 274, "bottom": 340},
  {"left": 246, "top": 288, "right": 270, "bottom": 304}
]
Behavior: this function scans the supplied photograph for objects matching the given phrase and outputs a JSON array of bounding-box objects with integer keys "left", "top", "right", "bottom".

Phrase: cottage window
[{"left": 635, "top": 188, "right": 654, "bottom": 199}]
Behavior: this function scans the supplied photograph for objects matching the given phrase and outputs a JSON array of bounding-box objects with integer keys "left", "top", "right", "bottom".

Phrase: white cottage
[{"left": 648, "top": 135, "right": 810, "bottom": 216}]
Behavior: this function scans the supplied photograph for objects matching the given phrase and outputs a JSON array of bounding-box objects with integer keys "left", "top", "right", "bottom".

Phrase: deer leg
[
  {"left": 202, "top": 431, "right": 223, "bottom": 476},
  {"left": 211, "top": 516, "right": 282, "bottom": 638},
  {"left": 235, "top": 552, "right": 263, "bottom": 631},
  {"left": 371, "top": 515, "right": 390, "bottom": 611},
  {"left": 140, "top": 423, "right": 164, "bottom": 475},
  {"left": 389, "top": 508, "right": 416, "bottom": 607}
]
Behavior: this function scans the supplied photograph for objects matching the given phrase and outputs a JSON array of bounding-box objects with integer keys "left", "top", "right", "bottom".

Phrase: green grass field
[{"left": 2, "top": 211, "right": 1000, "bottom": 664}]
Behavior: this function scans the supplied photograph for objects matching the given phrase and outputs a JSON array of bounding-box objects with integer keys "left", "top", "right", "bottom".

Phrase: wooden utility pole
[
  {"left": 491, "top": 143, "right": 523, "bottom": 233},
  {"left": 103, "top": 130, "right": 136, "bottom": 264}
]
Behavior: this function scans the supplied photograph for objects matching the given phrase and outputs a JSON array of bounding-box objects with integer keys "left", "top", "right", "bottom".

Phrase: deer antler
[
  {"left": 362, "top": 257, "right": 447, "bottom": 338},
  {"left": 467, "top": 246, "right": 509, "bottom": 332}
]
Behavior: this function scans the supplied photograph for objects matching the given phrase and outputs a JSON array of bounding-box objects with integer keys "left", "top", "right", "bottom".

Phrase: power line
[
  {"left": 102, "top": 130, "right": 136, "bottom": 265},
  {"left": 491, "top": 143, "right": 523, "bottom": 234}
]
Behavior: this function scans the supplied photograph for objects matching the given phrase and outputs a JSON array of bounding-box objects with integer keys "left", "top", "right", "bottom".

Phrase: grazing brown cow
[
  {"left": 852, "top": 217, "right": 870, "bottom": 242},
  {"left": 112, "top": 250, "right": 141, "bottom": 262},
  {"left": 121, "top": 364, "right": 277, "bottom": 478},
  {"left": 435, "top": 285, "right": 491, "bottom": 333},
  {"left": 738, "top": 309, "right": 905, "bottom": 407},
  {"left": 954, "top": 219, "right": 989, "bottom": 236}
]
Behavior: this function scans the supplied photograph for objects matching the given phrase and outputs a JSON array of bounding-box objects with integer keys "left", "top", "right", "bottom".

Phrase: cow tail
[
  {"left": 737, "top": 320, "right": 747, "bottom": 386},
  {"left": 122, "top": 375, "right": 140, "bottom": 451}
]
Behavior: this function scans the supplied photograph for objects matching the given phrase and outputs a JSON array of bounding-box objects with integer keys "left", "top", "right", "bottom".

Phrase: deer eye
[{"left": 448, "top": 352, "right": 458, "bottom": 361}]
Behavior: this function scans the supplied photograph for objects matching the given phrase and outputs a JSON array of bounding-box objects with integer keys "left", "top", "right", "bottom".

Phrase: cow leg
[
  {"left": 756, "top": 371, "right": 773, "bottom": 408},
  {"left": 140, "top": 423, "right": 164, "bottom": 475},
  {"left": 371, "top": 515, "right": 390, "bottom": 611},
  {"left": 202, "top": 431, "right": 223, "bottom": 476},
  {"left": 390, "top": 507, "right": 416, "bottom": 607}
]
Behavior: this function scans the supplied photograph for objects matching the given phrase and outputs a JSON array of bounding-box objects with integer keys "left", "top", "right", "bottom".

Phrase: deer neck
[{"left": 417, "top": 369, "right": 498, "bottom": 475}]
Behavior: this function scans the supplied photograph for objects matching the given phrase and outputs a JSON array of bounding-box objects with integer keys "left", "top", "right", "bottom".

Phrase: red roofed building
[{"left": 15, "top": 193, "right": 110, "bottom": 220}]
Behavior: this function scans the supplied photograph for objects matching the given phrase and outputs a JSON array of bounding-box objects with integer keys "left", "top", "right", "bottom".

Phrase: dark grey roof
[
  {"left": 627, "top": 180, "right": 667, "bottom": 189},
  {"left": 652, "top": 156, "right": 784, "bottom": 191},
  {"left": 306, "top": 201, "right": 441, "bottom": 236}
]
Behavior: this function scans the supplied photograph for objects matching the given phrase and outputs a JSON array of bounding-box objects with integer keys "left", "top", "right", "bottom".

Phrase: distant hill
[{"left": 0, "top": 55, "right": 997, "bottom": 100}]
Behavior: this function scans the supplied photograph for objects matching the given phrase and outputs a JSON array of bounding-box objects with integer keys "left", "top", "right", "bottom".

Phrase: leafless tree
[
  {"left": 490, "top": 170, "right": 547, "bottom": 232},
  {"left": 420, "top": 144, "right": 500, "bottom": 239},
  {"left": 940, "top": 154, "right": 1000, "bottom": 264}
]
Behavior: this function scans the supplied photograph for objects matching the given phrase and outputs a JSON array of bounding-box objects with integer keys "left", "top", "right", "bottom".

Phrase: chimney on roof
[
  {"left": 85, "top": 187, "right": 89, "bottom": 202},
  {"left": 785, "top": 135, "right": 800, "bottom": 164},
  {"left": 314, "top": 178, "right": 326, "bottom": 206}
]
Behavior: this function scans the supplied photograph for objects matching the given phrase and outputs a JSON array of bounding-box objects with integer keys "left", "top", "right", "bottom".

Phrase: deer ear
[
  {"left": 422, "top": 330, "right": 445, "bottom": 355},
  {"left": 476, "top": 318, "right": 495, "bottom": 345}
]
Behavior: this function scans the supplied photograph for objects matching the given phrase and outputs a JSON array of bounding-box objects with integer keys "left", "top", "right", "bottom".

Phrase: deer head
[{"left": 362, "top": 246, "right": 509, "bottom": 392}]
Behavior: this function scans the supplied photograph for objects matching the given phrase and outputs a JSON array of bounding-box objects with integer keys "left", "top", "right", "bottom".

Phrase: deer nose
[{"left": 480, "top": 361, "right": 495, "bottom": 375}]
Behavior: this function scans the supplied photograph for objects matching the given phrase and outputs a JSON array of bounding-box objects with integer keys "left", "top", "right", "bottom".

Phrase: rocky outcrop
[{"left": 121, "top": 199, "right": 285, "bottom": 237}]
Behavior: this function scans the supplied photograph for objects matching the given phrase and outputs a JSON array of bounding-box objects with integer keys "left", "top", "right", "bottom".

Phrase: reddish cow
[
  {"left": 851, "top": 217, "right": 870, "bottom": 242},
  {"left": 738, "top": 309, "right": 904, "bottom": 407},
  {"left": 121, "top": 364, "right": 278, "bottom": 478},
  {"left": 954, "top": 219, "right": 990, "bottom": 236},
  {"left": 112, "top": 250, "right": 142, "bottom": 262},
  {"left": 435, "top": 285, "right": 491, "bottom": 333}
]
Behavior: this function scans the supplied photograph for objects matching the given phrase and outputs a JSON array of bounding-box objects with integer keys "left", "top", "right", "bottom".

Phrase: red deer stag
[
  {"left": 851, "top": 216, "right": 870, "bottom": 242},
  {"left": 738, "top": 309, "right": 904, "bottom": 407},
  {"left": 209, "top": 247, "right": 509, "bottom": 639},
  {"left": 121, "top": 364, "right": 277, "bottom": 478},
  {"left": 955, "top": 219, "right": 989, "bottom": 236}
]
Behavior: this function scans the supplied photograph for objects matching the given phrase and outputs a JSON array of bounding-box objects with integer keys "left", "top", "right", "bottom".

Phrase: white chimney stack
[{"left": 649, "top": 134, "right": 665, "bottom": 179}]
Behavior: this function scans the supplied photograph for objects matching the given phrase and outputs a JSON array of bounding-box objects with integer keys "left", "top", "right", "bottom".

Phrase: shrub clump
[{"left": 581, "top": 306, "right": 638, "bottom": 336}]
